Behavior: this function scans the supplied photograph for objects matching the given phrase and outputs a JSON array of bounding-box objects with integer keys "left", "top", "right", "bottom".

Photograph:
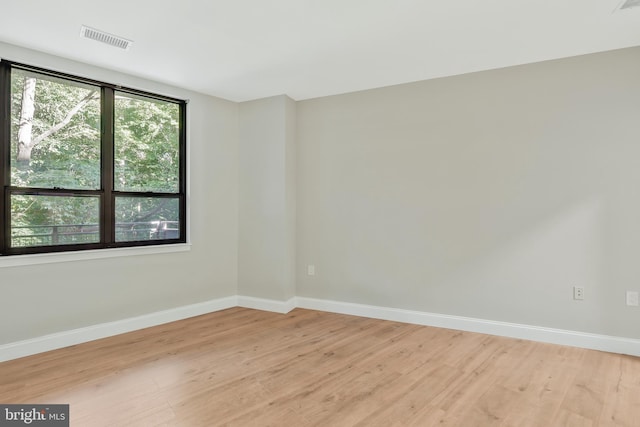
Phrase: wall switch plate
[
  {"left": 573, "top": 286, "right": 584, "bottom": 300},
  {"left": 626, "top": 291, "right": 639, "bottom": 306},
  {"left": 307, "top": 265, "right": 315, "bottom": 276}
]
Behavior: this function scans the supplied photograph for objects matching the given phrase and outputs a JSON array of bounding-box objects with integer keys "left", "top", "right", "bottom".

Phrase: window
[{"left": 0, "top": 61, "right": 186, "bottom": 255}]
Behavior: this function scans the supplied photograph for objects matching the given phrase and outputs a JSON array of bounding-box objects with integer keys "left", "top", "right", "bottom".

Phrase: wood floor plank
[{"left": 0, "top": 308, "right": 638, "bottom": 426}]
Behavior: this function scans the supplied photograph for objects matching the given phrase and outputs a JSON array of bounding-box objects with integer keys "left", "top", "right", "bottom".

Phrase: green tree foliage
[
  {"left": 115, "top": 93, "right": 179, "bottom": 193},
  {"left": 113, "top": 94, "right": 180, "bottom": 232},
  {"left": 9, "top": 70, "right": 180, "bottom": 247},
  {"left": 11, "top": 69, "right": 101, "bottom": 189}
]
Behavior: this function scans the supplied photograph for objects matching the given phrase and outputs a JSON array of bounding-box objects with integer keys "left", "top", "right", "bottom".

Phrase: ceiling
[{"left": 0, "top": 0, "right": 639, "bottom": 102}]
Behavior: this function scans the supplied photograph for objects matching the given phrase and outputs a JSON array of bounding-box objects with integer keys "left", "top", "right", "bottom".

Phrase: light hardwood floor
[{"left": 0, "top": 307, "right": 638, "bottom": 426}]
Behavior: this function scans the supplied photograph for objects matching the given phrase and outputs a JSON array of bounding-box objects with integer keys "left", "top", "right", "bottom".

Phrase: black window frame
[{"left": 0, "top": 61, "right": 187, "bottom": 256}]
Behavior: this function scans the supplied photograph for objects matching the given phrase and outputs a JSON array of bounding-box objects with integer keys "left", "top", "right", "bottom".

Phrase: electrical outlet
[
  {"left": 626, "top": 291, "right": 639, "bottom": 307},
  {"left": 573, "top": 286, "right": 584, "bottom": 300},
  {"left": 307, "top": 265, "right": 315, "bottom": 276}
]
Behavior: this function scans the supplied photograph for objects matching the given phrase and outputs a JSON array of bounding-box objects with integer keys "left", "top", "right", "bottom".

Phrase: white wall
[
  {"left": 0, "top": 42, "right": 239, "bottom": 344},
  {"left": 296, "top": 47, "right": 640, "bottom": 339},
  {"left": 238, "top": 95, "right": 296, "bottom": 301}
]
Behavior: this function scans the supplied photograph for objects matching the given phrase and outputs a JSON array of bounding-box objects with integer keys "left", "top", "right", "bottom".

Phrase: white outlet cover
[
  {"left": 307, "top": 265, "right": 315, "bottom": 276},
  {"left": 626, "top": 291, "right": 639, "bottom": 306}
]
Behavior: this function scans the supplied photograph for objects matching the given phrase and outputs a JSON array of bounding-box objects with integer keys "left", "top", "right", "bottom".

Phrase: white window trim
[{"left": 0, "top": 243, "right": 191, "bottom": 268}]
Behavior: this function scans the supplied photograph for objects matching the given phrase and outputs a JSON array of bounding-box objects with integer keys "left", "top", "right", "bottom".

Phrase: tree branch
[{"left": 31, "top": 90, "right": 99, "bottom": 147}]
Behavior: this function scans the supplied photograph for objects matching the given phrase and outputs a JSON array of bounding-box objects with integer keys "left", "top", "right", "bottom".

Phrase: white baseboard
[
  {"left": 3, "top": 294, "right": 639, "bottom": 363},
  {"left": 0, "top": 296, "right": 238, "bottom": 363},
  {"left": 295, "top": 297, "right": 640, "bottom": 357},
  {"left": 237, "top": 295, "right": 296, "bottom": 314}
]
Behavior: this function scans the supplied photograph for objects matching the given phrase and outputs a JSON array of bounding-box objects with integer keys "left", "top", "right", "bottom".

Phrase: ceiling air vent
[
  {"left": 80, "top": 25, "right": 133, "bottom": 50},
  {"left": 617, "top": 0, "right": 640, "bottom": 10}
]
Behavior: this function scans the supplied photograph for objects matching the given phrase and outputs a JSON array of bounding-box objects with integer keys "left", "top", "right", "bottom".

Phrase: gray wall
[
  {"left": 238, "top": 96, "right": 296, "bottom": 300},
  {"left": 0, "top": 43, "right": 239, "bottom": 344},
  {"left": 296, "top": 47, "right": 640, "bottom": 338}
]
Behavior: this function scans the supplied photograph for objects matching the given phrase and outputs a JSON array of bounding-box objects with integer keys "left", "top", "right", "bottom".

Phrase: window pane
[
  {"left": 10, "top": 69, "right": 101, "bottom": 190},
  {"left": 11, "top": 195, "right": 100, "bottom": 248},
  {"left": 114, "top": 92, "right": 180, "bottom": 193},
  {"left": 115, "top": 197, "right": 180, "bottom": 242}
]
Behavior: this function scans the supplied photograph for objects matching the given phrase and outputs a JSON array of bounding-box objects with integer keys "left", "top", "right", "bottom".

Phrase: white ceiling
[{"left": 0, "top": 0, "right": 639, "bottom": 102}]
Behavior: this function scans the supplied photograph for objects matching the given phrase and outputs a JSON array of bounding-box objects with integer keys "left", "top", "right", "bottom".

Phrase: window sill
[{"left": 0, "top": 243, "right": 191, "bottom": 268}]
